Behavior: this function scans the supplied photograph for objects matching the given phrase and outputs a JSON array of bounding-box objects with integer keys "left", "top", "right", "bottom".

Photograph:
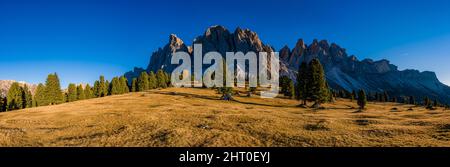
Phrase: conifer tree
[
  {"left": 110, "top": 77, "right": 121, "bottom": 95},
  {"left": 105, "top": 80, "right": 111, "bottom": 95},
  {"left": 84, "top": 84, "right": 93, "bottom": 99},
  {"left": 285, "top": 79, "right": 295, "bottom": 99},
  {"left": 23, "top": 85, "right": 33, "bottom": 108},
  {"left": 99, "top": 75, "right": 108, "bottom": 97},
  {"left": 296, "top": 62, "right": 309, "bottom": 105},
  {"left": 156, "top": 69, "right": 167, "bottom": 88},
  {"left": 131, "top": 78, "right": 137, "bottom": 92},
  {"left": 77, "top": 84, "right": 85, "bottom": 100},
  {"left": 148, "top": 71, "right": 157, "bottom": 89},
  {"left": 0, "top": 97, "right": 6, "bottom": 112},
  {"left": 433, "top": 99, "right": 439, "bottom": 107},
  {"left": 357, "top": 89, "right": 367, "bottom": 110},
  {"left": 67, "top": 83, "right": 77, "bottom": 102},
  {"left": 119, "top": 76, "right": 129, "bottom": 93},
  {"left": 137, "top": 72, "right": 149, "bottom": 91},
  {"left": 93, "top": 80, "right": 101, "bottom": 97},
  {"left": 7, "top": 82, "right": 24, "bottom": 110},
  {"left": 308, "top": 59, "right": 329, "bottom": 107},
  {"left": 383, "top": 91, "right": 389, "bottom": 102},
  {"left": 279, "top": 76, "right": 290, "bottom": 96},
  {"left": 34, "top": 83, "right": 46, "bottom": 107},
  {"left": 44, "top": 73, "right": 63, "bottom": 105}
]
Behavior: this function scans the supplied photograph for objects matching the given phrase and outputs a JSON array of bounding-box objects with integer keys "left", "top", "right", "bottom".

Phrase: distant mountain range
[
  {"left": 126, "top": 25, "right": 450, "bottom": 104},
  {"left": 0, "top": 80, "right": 37, "bottom": 97}
]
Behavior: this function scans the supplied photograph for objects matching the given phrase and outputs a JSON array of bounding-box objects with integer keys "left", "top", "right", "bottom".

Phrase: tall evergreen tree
[
  {"left": 351, "top": 90, "right": 356, "bottom": 102},
  {"left": 7, "top": 82, "right": 24, "bottom": 110},
  {"left": 105, "top": 80, "right": 111, "bottom": 95},
  {"left": 93, "top": 80, "right": 101, "bottom": 97},
  {"left": 409, "top": 96, "right": 416, "bottom": 105},
  {"left": 279, "top": 76, "right": 291, "bottom": 96},
  {"left": 357, "top": 89, "right": 367, "bottom": 110},
  {"left": 119, "top": 76, "right": 129, "bottom": 93},
  {"left": 84, "top": 84, "right": 93, "bottom": 99},
  {"left": 77, "top": 84, "right": 85, "bottom": 100},
  {"left": 110, "top": 77, "right": 121, "bottom": 95},
  {"left": 0, "top": 97, "right": 6, "bottom": 112},
  {"left": 98, "top": 75, "right": 108, "bottom": 97},
  {"left": 34, "top": 83, "right": 46, "bottom": 107},
  {"left": 156, "top": 69, "right": 167, "bottom": 88},
  {"left": 433, "top": 99, "right": 439, "bottom": 107},
  {"left": 285, "top": 79, "right": 295, "bottom": 99},
  {"left": 44, "top": 73, "right": 63, "bottom": 105},
  {"left": 296, "top": 62, "right": 309, "bottom": 105},
  {"left": 137, "top": 72, "right": 149, "bottom": 91},
  {"left": 67, "top": 84, "right": 77, "bottom": 102},
  {"left": 308, "top": 59, "right": 329, "bottom": 107},
  {"left": 148, "top": 71, "right": 157, "bottom": 89},
  {"left": 383, "top": 91, "right": 389, "bottom": 102},
  {"left": 131, "top": 78, "right": 137, "bottom": 92},
  {"left": 23, "top": 85, "right": 33, "bottom": 108}
]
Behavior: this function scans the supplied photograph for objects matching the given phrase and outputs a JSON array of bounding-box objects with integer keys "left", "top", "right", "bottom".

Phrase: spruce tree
[
  {"left": 351, "top": 90, "right": 356, "bottom": 102},
  {"left": 7, "top": 82, "right": 24, "bottom": 110},
  {"left": 0, "top": 97, "right": 6, "bottom": 112},
  {"left": 67, "top": 83, "right": 77, "bottom": 102},
  {"left": 156, "top": 69, "right": 167, "bottom": 88},
  {"left": 99, "top": 76, "right": 108, "bottom": 97},
  {"left": 279, "top": 76, "right": 290, "bottom": 96},
  {"left": 433, "top": 99, "right": 439, "bottom": 107},
  {"left": 23, "top": 84, "right": 33, "bottom": 108},
  {"left": 105, "top": 80, "right": 111, "bottom": 96},
  {"left": 308, "top": 59, "right": 329, "bottom": 107},
  {"left": 119, "top": 76, "right": 129, "bottom": 93},
  {"left": 131, "top": 78, "right": 137, "bottom": 92},
  {"left": 84, "top": 84, "right": 93, "bottom": 99},
  {"left": 409, "top": 96, "right": 415, "bottom": 105},
  {"left": 93, "top": 80, "right": 101, "bottom": 97},
  {"left": 383, "top": 91, "right": 389, "bottom": 102},
  {"left": 34, "top": 83, "right": 46, "bottom": 107},
  {"left": 296, "top": 61, "right": 309, "bottom": 105},
  {"left": 77, "top": 84, "right": 85, "bottom": 100},
  {"left": 137, "top": 72, "right": 149, "bottom": 91},
  {"left": 423, "top": 96, "right": 431, "bottom": 107},
  {"left": 286, "top": 79, "right": 295, "bottom": 99},
  {"left": 110, "top": 77, "right": 121, "bottom": 95},
  {"left": 148, "top": 71, "right": 157, "bottom": 89},
  {"left": 357, "top": 89, "right": 367, "bottom": 110},
  {"left": 44, "top": 73, "right": 63, "bottom": 105}
]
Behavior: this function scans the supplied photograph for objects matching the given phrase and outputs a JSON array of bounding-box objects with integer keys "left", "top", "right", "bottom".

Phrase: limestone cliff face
[{"left": 126, "top": 25, "right": 450, "bottom": 104}]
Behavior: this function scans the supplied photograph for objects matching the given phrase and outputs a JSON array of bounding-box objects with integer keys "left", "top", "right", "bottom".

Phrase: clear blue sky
[{"left": 1, "top": 0, "right": 450, "bottom": 87}]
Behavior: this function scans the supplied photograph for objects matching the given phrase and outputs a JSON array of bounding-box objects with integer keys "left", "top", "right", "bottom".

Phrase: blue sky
[{"left": 1, "top": 0, "right": 450, "bottom": 87}]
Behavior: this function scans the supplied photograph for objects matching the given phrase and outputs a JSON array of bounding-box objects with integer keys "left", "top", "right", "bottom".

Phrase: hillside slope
[{"left": 0, "top": 88, "right": 449, "bottom": 147}]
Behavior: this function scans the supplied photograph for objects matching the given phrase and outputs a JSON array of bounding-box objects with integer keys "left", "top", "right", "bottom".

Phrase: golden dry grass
[{"left": 0, "top": 87, "right": 449, "bottom": 147}]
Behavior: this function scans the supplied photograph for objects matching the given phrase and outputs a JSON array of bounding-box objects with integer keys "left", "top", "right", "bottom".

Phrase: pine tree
[
  {"left": 433, "top": 99, "right": 439, "bottom": 107},
  {"left": 67, "top": 83, "right": 77, "bottom": 102},
  {"left": 308, "top": 59, "right": 329, "bottom": 107},
  {"left": 279, "top": 76, "right": 290, "bottom": 96},
  {"left": 119, "top": 76, "right": 129, "bottom": 93},
  {"left": 357, "top": 89, "right": 367, "bottom": 110},
  {"left": 93, "top": 80, "right": 100, "bottom": 97},
  {"left": 296, "top": 61, "right": 309, "bottom": 105},
  {"left": 34, "top": 83, "right": 46, "bottom": 107},
  {"left": 131, "top": 78, "right": 137, "bottom": 92},
  {"left": 156, "top": 69, "right": 167, "bottom": 88},
  {"left": 0, "top": 97, "right": 6, "bottom": 112},
  {"left": 7, "top": 82, "right": 25, "bottom": 110},
  {"left": 77, "top": 84, "right": 85, "bottom": 100},
  {"left": 84, "top": 84, "right": 93, "bottom": 99},
  {"left": 148, "top": 71, "right": 157, "bottom": 89},
  {"left": 105, "top": 80, "right": 111, "bottom": 95},
  {"left": 285, "top": 79, "right": 295, "bottom": 99},
  {"left": 44, "top": 73, "right": 63, "bottom": 105},
  {"left": 23, "top": 84, "right": 33, "bottom": 108},
  {"left": 99, "top": 75, "right": 108, "bottom": 97},
  {"left": 110, "top": 77, "right": 121, "bottom": 95},
  {"left": 137, "top": 72, "right": 149, "bottom": 91}
]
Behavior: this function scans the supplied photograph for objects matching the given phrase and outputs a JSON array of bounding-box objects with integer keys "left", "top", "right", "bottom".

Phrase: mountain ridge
[{"left": 125, "top": 25, "right": 450, "bottom": 104}]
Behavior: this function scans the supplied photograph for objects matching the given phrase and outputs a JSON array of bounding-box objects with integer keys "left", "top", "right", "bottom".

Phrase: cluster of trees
[
  {"left": 131, "top": 70, "right": 170, "bottom": 92},
  {"left": 0, "top": 70, "right": 171, "bottom": 112},
  {"left": 279, "top": 58, "right": 332, "bottom": 107}
]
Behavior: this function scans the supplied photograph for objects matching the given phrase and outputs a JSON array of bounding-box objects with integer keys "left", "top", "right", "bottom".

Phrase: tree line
[
  {"left": 0, "top": 70, "right": 171, "bottom": 112},
  {"left": 278, "top": 58, "right": 449, "bottom": 110}
]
